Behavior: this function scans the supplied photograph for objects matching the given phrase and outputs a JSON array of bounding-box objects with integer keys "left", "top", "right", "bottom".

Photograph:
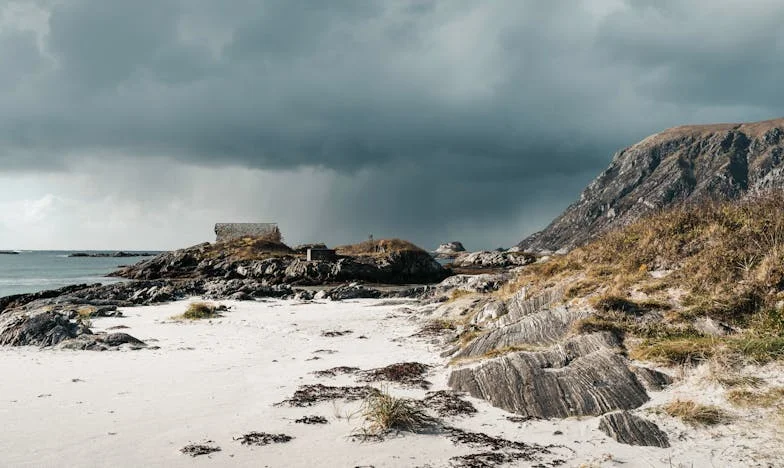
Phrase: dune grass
[
  {"left": 361, "top": 389, "right": 435, "bottom": 435},
  {"left": 176, "top": 302, "right": 221, "bottom": 320},
  {"left": 505, "top": 192, "right": 784, "bottom": 366},
  {"left": 661, "top": 400, "right": 728, "bottom": 426},
  {"left": 726, "top": 387, "right": 784, "bottom": 408}
]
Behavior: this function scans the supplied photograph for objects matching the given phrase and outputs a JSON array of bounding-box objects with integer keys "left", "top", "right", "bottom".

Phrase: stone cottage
[{"left": 214, "top": 223, "right": 281, "bottom": 242}]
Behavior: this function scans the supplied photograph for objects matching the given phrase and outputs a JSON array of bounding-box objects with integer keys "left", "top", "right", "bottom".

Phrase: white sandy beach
[{"left": 0, "top": 298, "right": 781, "bottom": 467}]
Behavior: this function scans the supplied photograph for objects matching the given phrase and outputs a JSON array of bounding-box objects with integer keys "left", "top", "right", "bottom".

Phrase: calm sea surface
[{"left": 0, "top": 251, "right": 157, "bottom": 298}]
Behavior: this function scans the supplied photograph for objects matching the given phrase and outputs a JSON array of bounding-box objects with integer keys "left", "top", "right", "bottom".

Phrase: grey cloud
[{"left": 1, "top": 0, "right": 784, "bottom": 249}]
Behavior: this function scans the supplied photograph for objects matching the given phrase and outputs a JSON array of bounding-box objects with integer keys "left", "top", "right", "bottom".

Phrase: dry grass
[
  {"left": 361, "top": 389, "right": 435, "bottom": 435},
  {"left": 177, "top": 302, "right": 221, "bottom": 320},
  {"left": 661, "top": 400, "right": 728, "bottom": 426},
  {"left": 449, "top": 289, "right": 474, "bottom": 302},
  {"left": 726, "top": 387, "right": 784, "bottom": 408},
  {"left": 506, "top": 193, "right": 784, "bottom": 366},
  {"left": 205, "top": 236, "right": 293, "bottom": 261},
  {"left": 334, "top": 239, "right": 426, "bottom": 257}
]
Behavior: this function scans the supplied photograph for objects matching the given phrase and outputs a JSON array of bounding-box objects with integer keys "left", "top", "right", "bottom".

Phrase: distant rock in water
[
  {"left": 68, "top": 251, "right": 155, "bottom": 258},
  {"left": 434, "top": 241, "right": 466, "bottom": 258},
  {"left": 519, "top": 117, "right": 784, "bottom": 251},
  {"left": 0, "top": 251, "right": 19, "bottom": 255}
]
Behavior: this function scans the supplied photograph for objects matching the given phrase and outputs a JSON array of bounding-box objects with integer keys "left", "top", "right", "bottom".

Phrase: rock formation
[
  {"left": 0, "top": 305, "right": 146, "bottom": 350},
  {"left": 449, "top": 333, "right": 651, "bottom": 418},
  {"left": 111, "top": 239, "right": 450, "bottom": 285},
  {"left": 434, "top": 241, "right": 466, "bottom": 258},
  {"left": 451, "top": 251, "right": 535, "bottom": 268},
  {"left": 519, "top": 117, "right": 784, "bottom": 251},
  {"left": 598, "top": 411, "right": 670, "bottom": 448}
]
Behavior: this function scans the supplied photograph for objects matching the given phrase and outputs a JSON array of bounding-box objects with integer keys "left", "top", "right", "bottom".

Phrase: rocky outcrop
[
  {"left": 519, "top": 118, "right": 784, "bottom": 251},
  {"left": 449, "top": 332, "right": 650, "bottom": 418},
  {"left": 451, "top": 251, "right": 535, "bottom": 268},
  {"left": 598, "top": 411, "right": 670, "bottom": 448},
  {"left": 455, "top": 306, "right": 591, "bottom": 358},
  {"left": 435, "top": 274, "right": 510, "bottom": 294},
  {"left": 0, "top": 306, "right": 145, "bottom": 350},
  {"left": 434, "top": 241, "right": 466, "bottom": 258},
  {"left": 111, "top": 242, "right": 450, "bottom": 285}
]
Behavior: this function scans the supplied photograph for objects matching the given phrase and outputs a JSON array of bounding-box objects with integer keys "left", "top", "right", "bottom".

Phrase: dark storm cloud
[{"left": 1, "top": 0, "right": 783, "bottom": 248}]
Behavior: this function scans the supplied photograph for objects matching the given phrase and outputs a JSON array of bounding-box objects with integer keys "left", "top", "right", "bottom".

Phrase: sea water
[{"left": 0, "top": 251, "right": 156, "bottom": 298}]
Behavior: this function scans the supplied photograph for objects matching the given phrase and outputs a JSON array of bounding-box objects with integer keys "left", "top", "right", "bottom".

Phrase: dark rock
[
  {"left": 0, "top": 250, "right": 19, "bottom": 255},
  {"left": 58, "top": 332, "right": 147, "bottom": 351},
  {"left": 598, "top": 411, "right": 670, "bottom": 448},
  {"left": 0, "top": 310, "right": 81, "bottom": 347},
  {"left": 68, "top": 252, "right": 156, "bottom": 258},
  {"left": 327, "top": 283, "right": 382, "bottom": 301},
  {"left": 110, "top": 241, "right": 450, "bottom": 286},
  {"left": 630, "top": 366, "right": 674, "bottom": 392},
  {"left": 519, "top": 118, "right": 784, "bottom": 251},
  {"left": 0, "top": 284, "right": 93, "bottom": 315},
  {"left": 0, "top": 307, "right": 146, "bottom": 351}
]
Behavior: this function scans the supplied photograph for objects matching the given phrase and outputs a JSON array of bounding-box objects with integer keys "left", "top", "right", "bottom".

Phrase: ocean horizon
[{"left": 0, "top": 250, "right": 158, "bottom": 298}]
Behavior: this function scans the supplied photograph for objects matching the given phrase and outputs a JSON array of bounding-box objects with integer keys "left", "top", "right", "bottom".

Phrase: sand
[{"left": 0, "top": 298, "right": 781, "bottom": 467}]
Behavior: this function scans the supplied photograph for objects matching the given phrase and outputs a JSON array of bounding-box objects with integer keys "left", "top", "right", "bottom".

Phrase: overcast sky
[{"left": 1, "top": 0, "right": 783, "bottom": 250}]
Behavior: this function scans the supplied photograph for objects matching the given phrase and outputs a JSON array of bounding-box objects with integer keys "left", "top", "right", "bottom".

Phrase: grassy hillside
[{"left": 507, "top": 192, "right": 784, "bottom": 365}]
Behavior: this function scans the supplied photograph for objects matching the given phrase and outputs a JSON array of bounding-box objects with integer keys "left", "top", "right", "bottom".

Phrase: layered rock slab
[
  {"left": 598, "top": 411, "right": 670, "bottom": 448},
  {"left": 455, "top": 306, "right": 590, "bottom": 358},
  {"left": 448, "top": 333, "right": 650, "bottom": 418}
]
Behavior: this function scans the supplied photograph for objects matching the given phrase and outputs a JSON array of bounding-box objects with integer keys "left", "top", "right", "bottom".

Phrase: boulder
[
  {"left": 326, "top": 283, "right": 383, "bottom": 301},
  {"left": 0, "top": 307, "right": 145, "bottom": 351},
  {"left": 598, "top": 411, "right": 670, "bottom": 448},
  {"left": 0, "top": 309, "right": 83, "bottom": 347},
  {"left": 58, "top": 332, "right": 147, "bottom": 351},
  {"left": 434, "top": 241, "right": 466, "bottom": 258}
]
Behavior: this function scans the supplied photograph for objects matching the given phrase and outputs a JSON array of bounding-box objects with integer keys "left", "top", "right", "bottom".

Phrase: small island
[
  {"left": 68, "top": 251, "right": 156, "bottom": 258},
  {"left": 0, "top": 251, "right": 19, "bottom": 255}
]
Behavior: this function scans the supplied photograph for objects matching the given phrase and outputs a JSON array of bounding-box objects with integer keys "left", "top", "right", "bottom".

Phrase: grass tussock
[
  {"left": 661, "top": 400, "right": 728, "bottom": 426},
  {"left": 361, "top": 389, "right": 435, "bottom": 435},
  {"left": 178, "top": 302, "right": 221, "bottom": 320},
  {"left": 449, "top": 289, "right": 474, "bottom": 302},
  {"left": 726, "top": 387, "right": 784, "bottom": 408},
  {"left": 334, "top": 239, "right": 426, "bottom": 257}
]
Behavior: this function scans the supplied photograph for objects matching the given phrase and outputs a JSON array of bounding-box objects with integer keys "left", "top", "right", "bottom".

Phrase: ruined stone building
[{"left": 214, "top": 223, "right": 281, "bottom": 242}]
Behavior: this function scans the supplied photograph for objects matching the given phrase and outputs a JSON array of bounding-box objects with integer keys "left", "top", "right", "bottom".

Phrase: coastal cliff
[{"left": 519, "top": 118, "right": 784, "bottom": 251}]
